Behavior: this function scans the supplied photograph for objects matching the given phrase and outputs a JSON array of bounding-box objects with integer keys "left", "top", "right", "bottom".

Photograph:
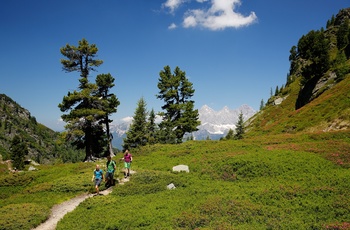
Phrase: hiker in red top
[{"left": 122, "top": 149, "right": 133, "bottom": 178}]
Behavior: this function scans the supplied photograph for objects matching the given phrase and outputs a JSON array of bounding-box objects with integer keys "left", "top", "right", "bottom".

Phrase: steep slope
[
  {"left": 0, "top": 94, "right": 81, "bottom": 163},
  {"left": 247, "top": 8, "right": 350, "bottom": 135},
  {"left": 247, "top": 76, "right": 350, "bottom": 135}
]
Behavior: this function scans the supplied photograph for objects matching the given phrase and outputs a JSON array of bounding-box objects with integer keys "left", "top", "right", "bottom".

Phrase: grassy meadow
[{"left": 1, "top": 132, "right": 349, "bottom": 229}]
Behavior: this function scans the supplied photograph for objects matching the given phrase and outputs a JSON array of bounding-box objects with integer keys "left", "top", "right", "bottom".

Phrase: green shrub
[
  {"left": 173, "top": 211, "right": 209, "bottom": 229},
  {"left": 0, "top": 203, "right": 49, "bottom": 230},
  {"left": 115, "top": 170, "right": 188, "bottom": 196},
  {"left": 0, "top": 172, "right": 34, "bottom": 186},
  {"left": 51, "top": 174, "right": 91, "bottom": 193},
  {"left": 1, "top": 134, "right": 350, "bottom": 229},
  {"left": 335, "top": 64, "right": 350, "bottom": 82}
]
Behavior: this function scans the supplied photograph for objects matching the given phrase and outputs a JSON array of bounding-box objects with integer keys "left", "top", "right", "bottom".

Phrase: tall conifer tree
[
  {"left": 225, "top": 129, "right": 234, "bottom": 140},
  {"left": 58, "top": 38, "right": 105, "bottom": 161},
  {"left": 147, "top": 109, "right": 158, "bottom": 145},
  {"left": 234, "top": 112, "right": 245, "bottom": 140},
  {"left": 95, "top": 73, "right": 120, "bottom": 156},
  {"left": 123, "top": 97, "right": 148, "bottom": 150},
  {"left": 156, "top": 65, "right": 200, "bottom": 143},
  {"left": 260, "top": 99, "right": 265, "bottom": 110},
  {"left": 10, "top": 135, "right": 27, "bottom": 170}
]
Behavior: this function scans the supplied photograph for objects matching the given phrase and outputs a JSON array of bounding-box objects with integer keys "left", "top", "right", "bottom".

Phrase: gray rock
[
  {"left": 167, "top": 183, "right": 176, "bottom": 190},
  {"left": 172, "top": 164, "right": 189, "bottom": 173},
  {"left": 274, "top": 96, "right": 288, "bottom": 105},
  {"left": 28, "top": 166, "right": 38, "bottom": 171}
]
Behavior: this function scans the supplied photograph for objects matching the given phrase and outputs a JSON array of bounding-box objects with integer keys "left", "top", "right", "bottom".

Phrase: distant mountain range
[
  {"left": 193, "top": 104, "right": 256, "bottom": 140},
  {"left": 109, "top": 121, "right": 129, "bottom": 150},
  {"left": 110, "top": 104, "right": 256, "bottom": 149}
]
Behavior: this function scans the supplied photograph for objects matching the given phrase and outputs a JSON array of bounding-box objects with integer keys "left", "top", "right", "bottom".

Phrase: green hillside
[
  {"left": 59, "top": 140, "right": 350, "bottom": 229},
  {"left": 247, "top": 8, "right": 350, "bottom": 135},
  {"left": 247, "top": 74, "right": 350, "bottom": 135},
  {"left": 0, "top": 137, "right": 349, "bottom": 229},
  {"left": 0, "top": 94, "right": 84, "bottom": 164}
]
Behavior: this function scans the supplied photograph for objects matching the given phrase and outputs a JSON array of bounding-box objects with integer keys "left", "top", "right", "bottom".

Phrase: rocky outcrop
[
  {"left": 334, "top": 8, "right": 350, "bottom": 26},
  {"left": 296, "top": 72, "right": 337, "bottom": 110}
]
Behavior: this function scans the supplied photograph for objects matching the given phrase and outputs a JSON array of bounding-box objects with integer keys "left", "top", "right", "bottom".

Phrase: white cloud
[
  {"left": 183, "top": 0, "right": 257, "bottom": 30},
  {"left": 168, "top": 23, "right": 177, "bottom": 29},
  {"left": 163, "top": 0, "right": 186, "bottom": 13},
  {"left": 56, "top": 118, "right": 65, "bottom": 126},
  {"left": 155, "top": 115, "right": 163, "bottom": 123},
  {"left": 121, "top": 116, "right": 133, "bottom": 123},
  {"left": 183, "top": 12, "right": 199, "bottom": 27}
]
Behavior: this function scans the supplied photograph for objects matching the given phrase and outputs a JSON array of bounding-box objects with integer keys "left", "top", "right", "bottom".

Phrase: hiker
[
  {"left": 122, "top": 149, "right": 133, "bottom": 178},
  {"left": 105, "top": 155, "right": 116, "bottom": 187},
  {"left": 91, "top": 164, "right": 104, "bottom": 195}
]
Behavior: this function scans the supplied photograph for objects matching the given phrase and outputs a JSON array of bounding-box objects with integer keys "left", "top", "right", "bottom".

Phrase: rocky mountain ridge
[
  {"left": 110, "top": 104, "right": 256, "bottom": 148},
  {"left": 0, "top": 94, "right": 63, "bottom": 163},
  {"left": 193, "top": 104, "right": 256, "bottom": 139}
]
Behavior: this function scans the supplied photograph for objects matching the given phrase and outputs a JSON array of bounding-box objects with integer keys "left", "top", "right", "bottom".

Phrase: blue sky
[{"left": 1, "top": 0, "right": 349, "bottom": 131}]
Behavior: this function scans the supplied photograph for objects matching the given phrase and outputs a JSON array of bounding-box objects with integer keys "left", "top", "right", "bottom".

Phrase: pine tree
[
  {"left": 298, "top": 30, "right": 330, "bottom": 84},
  {"left": 58, "top": 38, "right": 105, "bottom": 161},
  {"left": 123, "top": 97, "right": 148, "bottom": 150},
  {"left": 95, "top": 73, "right": 120, "bottom": 157},
  {"left": 260, "top": 99, "right": 265, "bottom": 110},
  {"left": 234, "top": 112, "right": 245, "bottom": 140},
  {"left": 274, "top": 86, "right": 279, "bottom": 96},
  {"left": 289, "top": 45, "right": 298, "bottom": 76},
  {"left": 337, "top": 18, "right": 349, "bottom": 50},
  {"left": 146, "top": 109, "right": 158, "bottom": 145},
  {"left": 326, "top": 15, "right": 335, "bottom": 28},
  {"left": 225, "top": 129, "right": 234, "bottom": 140},
  {"left": 157, "top": 121, "right": 177, "bottom": 144},
  {"left": 156, "top": 65, "right": 200, "bottom": 143},
  {"left": 10, "top": 135, "right": 27, "bottom": 170}
]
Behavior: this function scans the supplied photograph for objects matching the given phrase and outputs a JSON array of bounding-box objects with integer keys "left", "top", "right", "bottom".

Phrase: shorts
[
  {"left": 105, "top": 171, "right": 114, "bottom": 180},
  {"left": 94, "top": 178, "right": 102, "bottom": 186},
  {"left": 124, "top": 162, "right": 131, "bottom": 169}
]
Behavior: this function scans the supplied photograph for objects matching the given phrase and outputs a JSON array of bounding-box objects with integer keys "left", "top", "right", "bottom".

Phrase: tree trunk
[
  {"left": 84, "top": 126, "right": 94, "bottom": 162},
  {"left": 105, "top": 115, "right": 115, "bottom": 157},
  {"left": 108, "top": 141, "right": 115, "bottom": 157}
]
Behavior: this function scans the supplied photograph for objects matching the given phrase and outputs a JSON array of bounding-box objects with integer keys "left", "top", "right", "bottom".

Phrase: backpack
[{"left": 107, "top": 160, "right": 116, "bottom": 171}]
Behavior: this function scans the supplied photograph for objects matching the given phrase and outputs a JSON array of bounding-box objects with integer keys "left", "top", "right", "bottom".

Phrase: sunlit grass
[
  {"left": 1, "top": 132, "right": 350, "bottom": 229},
  {"left": 56, "top": 137, "right": 350, "bottom": 229}
]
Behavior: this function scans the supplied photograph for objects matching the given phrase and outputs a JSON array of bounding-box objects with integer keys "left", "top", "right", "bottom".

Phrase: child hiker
[{"left": 92, "top": 164, "right": 104, "bottom": 195}]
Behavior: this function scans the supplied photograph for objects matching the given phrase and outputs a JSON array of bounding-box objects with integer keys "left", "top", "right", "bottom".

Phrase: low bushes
[
  {"left": 0, "top": 161, "right": 98, "bottom": 230},
  {"left": 0, "top": 203, "right": 49, "bottom": 230},
  {"left": 1, "top": 135, "right": 350, "bottom": 229}
]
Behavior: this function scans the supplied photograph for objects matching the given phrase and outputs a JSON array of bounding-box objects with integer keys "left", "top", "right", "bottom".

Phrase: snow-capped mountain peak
[
  {"left": 194, "top": 104, "right": 256, "bottom": 139},
  {"left": 110, "top": 104, "right": 256, "bottom": 148}
]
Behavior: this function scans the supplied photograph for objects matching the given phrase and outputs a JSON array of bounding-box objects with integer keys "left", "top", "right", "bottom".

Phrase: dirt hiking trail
[{"left": 32, "top": 177, "right": 130, "bottom": 230}]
